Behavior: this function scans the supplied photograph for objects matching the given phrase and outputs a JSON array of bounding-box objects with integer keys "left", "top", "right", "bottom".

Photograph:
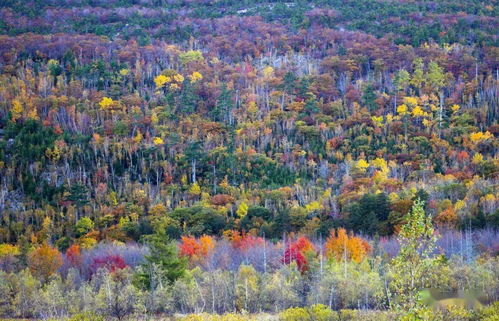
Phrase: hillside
[{"left": 0, "top": 0, "right": 498, "bottom": 320}]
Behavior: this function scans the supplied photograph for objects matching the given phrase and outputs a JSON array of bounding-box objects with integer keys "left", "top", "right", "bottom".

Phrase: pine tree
[
  {"left": 184, "top": 141, "right": 204, "bottom": 183},
  {"left": 212, "top": 84, "right": 234, "bottom": 124},
  {"left": 135, "top": 231, "right": 187, "bottom": 290},
  {"left": 179, "top": 79, "right": 198, "bottom": 114},
  {"left": 362, "top": 83, "right": 377, "bottom": 112},
  {"left": 66, "top": 184, "right": 89, "bottom": 208}
]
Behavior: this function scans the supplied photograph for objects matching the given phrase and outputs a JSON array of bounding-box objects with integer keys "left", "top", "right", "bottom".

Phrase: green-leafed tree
[{"left": 389, "top": 198, "right": 444, "bottom": 312}]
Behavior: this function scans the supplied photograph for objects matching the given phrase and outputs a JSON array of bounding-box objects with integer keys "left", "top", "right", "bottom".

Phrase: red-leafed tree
[
  {"left": 224, "top": 230, "right": 264, "bottom": 251},
  {"left": 282, "top": 236, "right": 316, "bottom": 273},
  {"left": 90, "top": 255, "right": 127, "bottom": 275}
]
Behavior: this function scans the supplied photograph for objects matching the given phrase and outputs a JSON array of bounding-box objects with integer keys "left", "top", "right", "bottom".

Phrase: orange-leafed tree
[
  {"left": 178, "top": 235, "right": 215, "bottom": 263},
  {"left": 65, "top": 244, "right": 82, "bottom": 268},
  {"left": 28, "top": 242, "right": 63, "bottom": 281},
  {"left": 198, "top": 235, "right": 216, "bottom": 257},
  {"left": 178, "top": 236, "right": 198, "bottom": 258},
  {"left": 324, "top": 228, "right": 371, "bottom": 263},
  {"left": 434, "top": 207, "right": 458, "bottom": 228},
  {"left": 223, "top": 230, "right": 264, "bottom": 251}
]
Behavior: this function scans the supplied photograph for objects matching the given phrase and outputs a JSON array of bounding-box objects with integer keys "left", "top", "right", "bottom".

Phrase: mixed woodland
[{"left": 0, "top": 0, "right": 498, "bottom": 320}]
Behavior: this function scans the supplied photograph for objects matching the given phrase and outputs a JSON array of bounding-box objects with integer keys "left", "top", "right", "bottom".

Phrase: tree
[
  {"left": 178, "top": 235, "right": 215, "bottom": 264},
  {"left": 324, "top": 228, "right": 371, "bottom": 263},
  {"left": 410, "top": 58, "right": 424, "bottom": 94},
  {"left": 184, "top": 141, "right": 204, "bottom": 184},
  {"left": 394, "top": 69, "right": 410, "bottom": 92},
  {"left": 9, "top": 269, "right": 40, "bottom": 318},
  {"left": 135, "top": 231, "right": 186, "bottom": 290},
  {"left": 154, "top": 74, "right": 170, "bottom": 89},
  {"left": 168, "top": 206, "right": 226, "bottom": 236},
  {"left": 99, "top": 97, "right": 116, "bottom": 110},
  {"left": 362, "top": 83, "right": 377, "bottom": 112},
  {"left": 27, "top": 243, "right": 63, "bottom": 282},
  {"left": 179, "top": 79, "right": 199, "bottom": 114},
  {"left": 65, "top": 244, "right": 82, "bottom": 268},
  {"left": 235, "top": 265, "right": 260, "bottom": 312},
  {"left": 188, "top": 182, "right": 201, "bottom": 196},
  {"left": 90, "top": 255, "right": 127, "bottom": 275},
  {"left": 178, "top": 50, "right": 204, "bottom": 65},
  {"left": 426, "top": 61, "right": 446, "bottom": 130},
  {"left": 96, "top": 269, "right": 139, "bottom": 321},
  {"left": 48, "top": 59, "right": 62, "bottom": 86},
  {"left": 426, "top": 61, "right": 446, "bottom": 92},
  {"left": 303, "top": 96, "right": 320, "bottom": 116},
  {"left": 74, "top": 217, "right": 94, "bottom": 237},
  {"left": 389, "top": 198, "right": 442, "bottom": 312},
  {"left": 66, "top": 184, "right": 89, "bottom": 218},
  {"left": 10, "top": 99, "right": 23, "bottom": 122},
  {"left": 188, "top": 71, "right": 203, "bottom": 83},
  {"left": 236, "top": 202, "right": 249, "bottom": 218},
  {"left": 347, "top": 193, "right": 390, "bottom": 235},
  {"left": 212, "top": 84, "right": 234, "bottom": 124},
  {"left": 282, "top": 236, "right": 316, "bottom": 273}
]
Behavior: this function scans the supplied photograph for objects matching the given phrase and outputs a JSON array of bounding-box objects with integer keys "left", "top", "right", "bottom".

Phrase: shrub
[
  {"left": 280, "top": 305, "right": 338, "bottom": 321},
  {"left": 309, "top": 304, "right": 338, "bottom": 321},
  {"left": 66, "top": 312, "right": 105, "bottom": 321},
  {"left": 280, "top": 307, "right": 311, "bottom": 321},
  {"left": 476, "top": 301, "right": 499, "bottom": 321}
]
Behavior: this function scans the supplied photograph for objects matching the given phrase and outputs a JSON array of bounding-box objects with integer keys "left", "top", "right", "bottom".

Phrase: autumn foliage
[
  {"left": 223, "top": 230, "right": 264, "bottom": 251},
  {"left": 27, "top": 243, "right": 63, "bottom": 281},
  {"left": 0, "top": 0, "right": 497, "bottom": 318},
  {"left": 178, "top": 235, "right": 216, "bottom": 262},
  {"left": 65, "top": 244, "right": 82, "bottom": 268},
  {"left": 434, "top": 207, "right": 458, "bottom": 228},
  {"left": 324, "top": 228, "right": 371, "bottom": 263},
  {"left": 90, "top": 255, "right": 127, "bottom": 275},
  {"left": 282, "top": 236, "right": 316, "bottom": 273}
]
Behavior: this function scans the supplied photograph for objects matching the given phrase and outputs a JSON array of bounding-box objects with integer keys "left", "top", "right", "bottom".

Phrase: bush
[
  {"left": 177, "top": 314, "right": 260, "bottom": 321},
  {"left": 476, "top": 301, "right": 499, "bottom": 321},
  {"left": 338, "top": 309, "right": 358, "bottom": 321},
  {"left": 280, "top": 307, "right": 310, "bottom": 321},
  {"left": 280, "top": 305, "right": 338, "bottom": 321},
  {"left": 66, "top": 312, "right": 105, "bottom": 321},
  {"left": 309, "top": 304, "right": 338, "bottom": 321}
]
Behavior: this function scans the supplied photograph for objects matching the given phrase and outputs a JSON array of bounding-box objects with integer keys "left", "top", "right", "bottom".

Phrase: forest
[{"left": 0, "top": 0, "right": 498, "bottom": 320}]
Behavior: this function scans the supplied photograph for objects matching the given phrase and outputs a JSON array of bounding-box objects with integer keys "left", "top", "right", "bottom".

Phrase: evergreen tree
[
  {"left": 303, "top": 97, "right": 319, "bottom": 116},
  {"left": 347, "top": 193, "right": 390, "bottom": 235},
  {"left": 184, "top": 141, "right": 204, "bottom": 183},
  {"left": 66, "top": 184, "right": 89, "bottom": 209},
  {"left": 280, "top": 71, "right": 297, "bottom": 94},
  {"left": 179, "top": 79, "right": 198, "bottom": 114},
  {"left": 135, "top": 231, "right": 187, "bottom": 290},
  {"left": 361, "top": 83, "right": 377, "bottom": 112},
  {"left": 212, "top": 84, "right": 234, "bottom": 124}
]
